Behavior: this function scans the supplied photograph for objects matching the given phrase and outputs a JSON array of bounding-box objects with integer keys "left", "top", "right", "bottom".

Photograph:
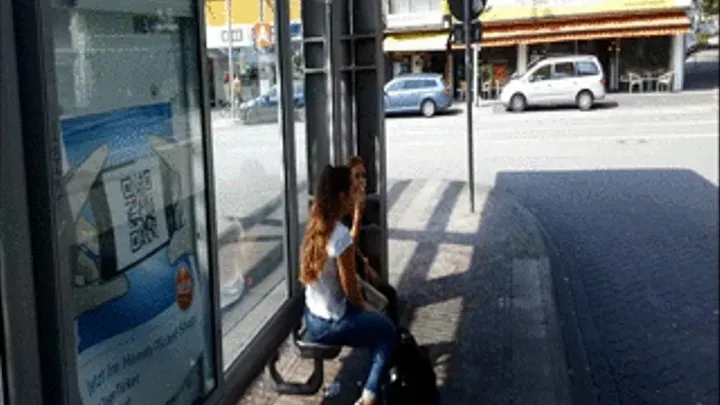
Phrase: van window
[
  {"left": 530, "top": 65, "right": 552, "bottom": 81},
  {"left": 575, "top": 61, "right": 600, "bottom": 76},
  {"left": 553, "top": 62, "right": 575, "bottom": 79}
]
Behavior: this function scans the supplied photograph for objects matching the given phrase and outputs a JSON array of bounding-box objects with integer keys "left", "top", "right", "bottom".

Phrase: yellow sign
[
  {"left": 479, "top": 0, "right": 688, "bottom": 22},
  {"left": 205, "top": 0, "right": 302, "bottom": 27}
]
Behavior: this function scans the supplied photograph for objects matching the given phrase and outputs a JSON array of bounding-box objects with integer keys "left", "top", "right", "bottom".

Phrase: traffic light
[
  {"left": 451, "top": 21, "right": 483, "bottom": 45},
  {"left": 447, "top": 0, "right": 484, "bottom": 22}
]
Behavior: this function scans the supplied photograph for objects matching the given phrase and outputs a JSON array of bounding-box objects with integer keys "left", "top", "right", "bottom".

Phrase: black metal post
[{"left": 463, "top": 0, "right": 475, "bottom": 212}]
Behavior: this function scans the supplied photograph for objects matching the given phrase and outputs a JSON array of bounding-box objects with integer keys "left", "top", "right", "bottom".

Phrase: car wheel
[
  {"left": 421, "top": 99, "right": 436, "bottom": 118},
  {"left": 242, "top": 109, "right": 256, "bottom": 125},
  {"left": 510, "top": 93, "right": 526, "bottom": 112},
  {"left": 576, "top": 90, "right": 594, "bottom": 111}
]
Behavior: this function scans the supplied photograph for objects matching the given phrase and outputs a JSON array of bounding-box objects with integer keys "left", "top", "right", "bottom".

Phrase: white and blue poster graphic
[{"left": 60, "top": 102, "right": 215, "bottom": 405}]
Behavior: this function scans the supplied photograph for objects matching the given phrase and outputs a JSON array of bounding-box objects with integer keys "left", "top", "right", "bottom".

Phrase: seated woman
[
  {"left": 300, "top": 165, "right": 397, "bottom": 405},
  {"left": 345, "top": 155, "right": 399, "bottom": 324}
]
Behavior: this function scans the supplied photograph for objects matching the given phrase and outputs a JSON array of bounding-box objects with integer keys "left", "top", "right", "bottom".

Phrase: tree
[{"left": 701, "top": 0, "right": 718, "bottom": 16}]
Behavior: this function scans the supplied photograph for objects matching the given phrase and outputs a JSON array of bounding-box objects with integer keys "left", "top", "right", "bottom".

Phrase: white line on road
[
  {"left": 394, "top": 132, "right": 719, "bottom": 147},
  {"left": 387, "top": 119, "right": 719, "bottom": 135}
]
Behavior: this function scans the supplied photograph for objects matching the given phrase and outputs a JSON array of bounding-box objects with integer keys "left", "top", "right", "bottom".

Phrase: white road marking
[{"left": 395, "top": 132, "right": 719, "bottom": 148}]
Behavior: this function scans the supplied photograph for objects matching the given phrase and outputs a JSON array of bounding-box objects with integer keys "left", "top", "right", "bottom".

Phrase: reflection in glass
[
  {"left": 51, "top": 2, "right": 216, "bottom": 404},
  {"left": 207, "top": 4, "right": 300, "bottom": 369}
]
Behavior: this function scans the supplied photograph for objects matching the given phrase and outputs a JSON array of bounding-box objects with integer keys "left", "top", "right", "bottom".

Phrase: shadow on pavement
[
  {"left": 386, "top": 107, "right": 463, "bottom": 119},
  {"left": 494, "top": 168, "right": 719, "bottom": 405},
  {"left": 518, "top": 101, "right": 619, "bottom": 113}
]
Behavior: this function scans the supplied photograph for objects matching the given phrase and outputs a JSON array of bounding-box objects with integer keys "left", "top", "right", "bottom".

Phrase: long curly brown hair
[{"left": 299, "top": 165, "right": 353, "bottom": 285}]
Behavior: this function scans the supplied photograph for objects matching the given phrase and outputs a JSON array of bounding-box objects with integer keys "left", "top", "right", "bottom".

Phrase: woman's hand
[
  {"left": 363, "top": 257, "right": 381, "bottom": 285},
  {"left": 353, "top": 183, "right": 367, "bottom": 215}
]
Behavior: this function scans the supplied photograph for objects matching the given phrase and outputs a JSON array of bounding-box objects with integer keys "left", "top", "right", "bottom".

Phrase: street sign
[
  {"left": 447, "top": 0, "right": 484, "bottom": 21},
  {"left": 253, "top": 22, "right": 273, "bottom": 49}
]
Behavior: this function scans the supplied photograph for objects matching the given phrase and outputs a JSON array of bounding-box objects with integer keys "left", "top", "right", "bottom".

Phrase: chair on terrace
[
  {"left": 627, "top": 72, "right": 644, "bottom": 93},
  {"left": 480, "top": 80, "right": 492, "bottom": 99},
  {"left": 656, "top": 71, "right": 673, "bottom": 92}
]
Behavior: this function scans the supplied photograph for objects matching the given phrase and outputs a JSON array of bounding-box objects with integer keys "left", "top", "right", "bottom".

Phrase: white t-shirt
[{"left": 305, "top": 222, "right": 353, "bottom": 321}]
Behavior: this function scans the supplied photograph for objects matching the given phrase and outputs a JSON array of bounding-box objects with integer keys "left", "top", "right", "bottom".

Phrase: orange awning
[{"left": 452, "top": 11, "right": 691, "bottom": 49}]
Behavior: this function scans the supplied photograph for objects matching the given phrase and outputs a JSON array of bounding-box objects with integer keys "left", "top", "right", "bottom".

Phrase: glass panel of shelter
[{"left": 49, "top": 1, "right": 218, "bottom": 403}]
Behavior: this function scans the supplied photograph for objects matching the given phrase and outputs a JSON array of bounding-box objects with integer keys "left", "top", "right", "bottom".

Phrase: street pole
[
  {"left": 226, "top": 0, "right": 235, "bottom": 118},
  {"left": 473, "top": 44, "right": 480, "bottom": 106},
  {"left": 463, "top": 0, "right": 476, "bottom": 212}
]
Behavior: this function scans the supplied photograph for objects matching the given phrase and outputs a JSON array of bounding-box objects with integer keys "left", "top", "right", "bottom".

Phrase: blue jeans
[{"left": 304, "top": 305, "right": 396, "bottom": 399}]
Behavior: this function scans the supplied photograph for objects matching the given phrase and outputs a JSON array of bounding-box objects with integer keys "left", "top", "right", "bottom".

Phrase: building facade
[
  {"left": 204, "top": 0, "right": 303, "bottom": 105},
  {"left": 458, "top": 0, "right": 694, "bottom": 95},
  {"left": 381, "top": 0, "right": 694, "bottom": 98},
  {"left": 382, "top": 0, "right": 454, "bottom": 90}
]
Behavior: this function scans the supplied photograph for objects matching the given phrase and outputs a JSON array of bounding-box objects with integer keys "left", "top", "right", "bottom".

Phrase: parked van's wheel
[
  {"left": 576, "top": 90, "right": 594, "bottom": 111},
  {"left": 510, "top": 93, "right": 526, "bottom": 112},
  {"left": 421, "top": 99, "right": 436, "bottom": 117}
]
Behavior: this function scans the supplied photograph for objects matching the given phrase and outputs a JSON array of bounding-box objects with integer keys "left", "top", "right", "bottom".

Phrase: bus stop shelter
[{"left": 0, "top": 0, "right": 386, "bottom": 403}]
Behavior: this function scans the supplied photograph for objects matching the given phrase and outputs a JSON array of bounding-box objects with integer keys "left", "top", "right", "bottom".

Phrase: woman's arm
[
  {"left": 338, "top": 246, "right": 365, "bottom": 308},
  {"left": 350, "top": 204, "right": 363, "bottom": 243}
]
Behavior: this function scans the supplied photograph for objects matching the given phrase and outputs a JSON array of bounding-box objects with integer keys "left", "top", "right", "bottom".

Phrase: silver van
[{"left": 500, "top": 55, "right": 606, "bottom": 112}]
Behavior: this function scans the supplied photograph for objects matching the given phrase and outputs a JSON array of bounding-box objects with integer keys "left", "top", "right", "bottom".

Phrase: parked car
[
  {"left": 384, "top": 73, "right": 453, "bottom": 117},
  {"left": 239, "top": 83, "right": 304, "bottom": 124},
  {"left": 500, "top": 55, "right": 606, "bottom": 112}
]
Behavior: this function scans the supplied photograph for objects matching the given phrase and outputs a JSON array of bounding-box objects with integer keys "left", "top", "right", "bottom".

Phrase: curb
[
  {"left": 488, "top": 189, "right": 573, "bottom": 405},
  {"left": 502, "top": 194, "right": 602, "bottom": 405}
]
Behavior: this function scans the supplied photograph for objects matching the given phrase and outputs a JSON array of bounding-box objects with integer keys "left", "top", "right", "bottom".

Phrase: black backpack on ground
[{"left": 384, "top": 327, "right": 439, "bottom": 405}]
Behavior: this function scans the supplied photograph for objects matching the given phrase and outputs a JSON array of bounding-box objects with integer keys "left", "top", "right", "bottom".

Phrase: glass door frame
[
  {"left": 0, "top": 0, "right": 46, "bottom": 404},
  {"left": 9, "top": 0, "right": 305, "bottom": 404}
]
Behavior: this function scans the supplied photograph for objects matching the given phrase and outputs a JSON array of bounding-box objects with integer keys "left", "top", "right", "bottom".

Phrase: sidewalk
[{"left": 234, "top": 179, "right": 572, "bottom": 405}]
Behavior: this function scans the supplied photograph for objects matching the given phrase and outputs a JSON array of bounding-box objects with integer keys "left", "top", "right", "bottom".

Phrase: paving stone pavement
[
  {"left": 234, "top": 179, "right": 571, "bottom": 405},
  {"left": 494, "top": 168, "right": 720, "bottom": 405}
]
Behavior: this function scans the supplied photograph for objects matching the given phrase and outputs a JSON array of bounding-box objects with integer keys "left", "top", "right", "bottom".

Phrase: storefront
[
  {"left": 452, "top": 0, "right": 693, "bottom": 95},
  {"left": 384, "top": 31, "right": 451, "bottom": 79},
  {"left": 388, "top": 50, "right": 447, "bottom": 77},
  {"left": 1, "top": 0, "right": 313, "bottom": 404}
]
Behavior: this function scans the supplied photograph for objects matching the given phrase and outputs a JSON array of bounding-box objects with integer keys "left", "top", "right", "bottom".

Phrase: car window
[
  {"left": 386, "top": 80, "right": 405, "bottom": 91},
  {"left": 552, "top": 62, "right": 575, "bottom": 79},
  {"left": 423, "top": 79, "right": 439, "bottom": 88},
  {"left": 404, "top": 80, "right": 425, "bottom": 90},
  {"left": 575, "top": 61, "right": 600, "bottom": 76},
  {"left": 530, "top": 65, "right": 552, "bottom": 81}
]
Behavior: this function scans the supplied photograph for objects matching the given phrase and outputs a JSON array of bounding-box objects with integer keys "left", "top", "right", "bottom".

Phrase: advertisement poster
[{"left": 60, "top": 103, "right": 215, "bottom": 405}]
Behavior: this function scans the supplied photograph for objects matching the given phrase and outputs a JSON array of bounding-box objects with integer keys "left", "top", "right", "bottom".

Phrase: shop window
[
  {"left": 389, "top": 0, "right": 411, "bottom": 14},
  {"left": 619, "top": 36, "right": 671, "bottom": 77},
  {"left": 409, "top": 0, "right": 440, "bottom": 13},
  {"left": 50, "top": 2, "right": 217, "bottom": 404}
]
